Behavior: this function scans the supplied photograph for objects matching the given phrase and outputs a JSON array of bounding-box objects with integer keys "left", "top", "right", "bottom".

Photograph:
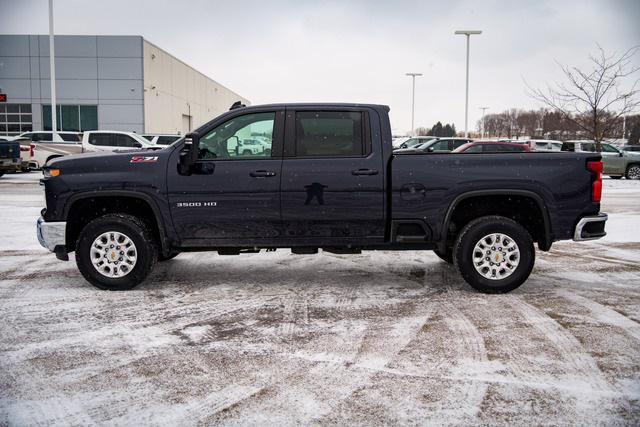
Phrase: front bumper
[
  {"left": 573, "top": 213, "right": 607, "bottom": 241},
  {"left": 36, "top": 216, "right": 66, "bottom": 251}
]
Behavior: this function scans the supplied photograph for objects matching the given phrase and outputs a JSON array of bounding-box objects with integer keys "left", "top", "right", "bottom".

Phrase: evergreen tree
[
  {"left": 443, "top": 124, "right": 453, "bottom": 137},
  {"left": 431, "top": 121, "right": 443, "bottom": 137}
]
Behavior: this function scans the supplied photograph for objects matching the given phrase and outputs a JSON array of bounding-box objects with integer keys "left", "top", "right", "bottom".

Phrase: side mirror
[
  {"left": 427, "top": 146, "right": 435, "bottom": 153},
  {"left": 178, "top": 132, "right": 200, "bottom": 176}
]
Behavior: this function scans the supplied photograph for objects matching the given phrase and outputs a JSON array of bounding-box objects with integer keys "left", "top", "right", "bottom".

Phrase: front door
[
  {"left": 167, "top": 110, "right": 284, "bottom": 242},
  {"left": 280, "top": 108, "right": 385, "bottom": 241}
]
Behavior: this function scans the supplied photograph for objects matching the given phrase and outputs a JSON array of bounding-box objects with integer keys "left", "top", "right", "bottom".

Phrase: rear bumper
[
  {"left": 573, "top": 213, "right": 607, "bottom": 241},
  {"left": 36, "top": 216, "right": 66, "bottom": 251},
  {"left": 0, "top": 157, "right": 21, "bottom": 171}
]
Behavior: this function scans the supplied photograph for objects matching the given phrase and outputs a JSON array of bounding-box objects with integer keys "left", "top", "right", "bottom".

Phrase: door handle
[
  {"left": 351, "top": 168, "right": 379, "bottom": 176},
  {"left": 250, "top": 170, "right": 276, "bottom": 177}
]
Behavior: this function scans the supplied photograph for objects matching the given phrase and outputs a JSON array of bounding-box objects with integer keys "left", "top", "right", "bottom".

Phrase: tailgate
[{"left": 0, "top": 142, "right": 20, "bottom": 159}]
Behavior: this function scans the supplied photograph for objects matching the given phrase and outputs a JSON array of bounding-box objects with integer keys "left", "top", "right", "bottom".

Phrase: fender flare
[
  {"left": 64, "top": 190, "right": 170, "bottom": 254},
  {"left": 438, "top": 189, "right": 553, "bottom": 252}
]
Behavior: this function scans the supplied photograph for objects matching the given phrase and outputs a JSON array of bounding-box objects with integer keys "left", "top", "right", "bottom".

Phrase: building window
[
  {"left": 0, "top": 104, "right": 32, "bottom": 136},
  {"left": 43, "top": 105, "right": 98, "bottom": 132}
]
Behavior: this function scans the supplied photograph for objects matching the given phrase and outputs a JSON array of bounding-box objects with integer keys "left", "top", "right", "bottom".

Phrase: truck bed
[{"left": 391, "top": 151, "right": 601, "bottom": 243}]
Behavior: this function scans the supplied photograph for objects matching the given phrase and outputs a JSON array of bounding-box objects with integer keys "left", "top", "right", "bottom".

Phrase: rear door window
[
  {"left": 295, "top": 111, "right": 364, "bottom": 157},
  {"left": 89, "top": 133, "right": 114, "bottom": 146}
]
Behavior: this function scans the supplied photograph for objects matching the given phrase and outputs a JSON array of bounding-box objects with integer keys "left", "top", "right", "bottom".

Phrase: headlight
[{"left": 43, "top": 168, "right": 61, "bottom": 178}]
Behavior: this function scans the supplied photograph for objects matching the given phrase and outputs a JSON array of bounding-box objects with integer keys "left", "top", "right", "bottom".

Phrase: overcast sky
[{"left": 2, "top": 0, "right": 639, "bottom": 134}]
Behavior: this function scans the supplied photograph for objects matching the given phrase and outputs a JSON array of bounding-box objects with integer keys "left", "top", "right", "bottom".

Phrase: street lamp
[
  {"left": 479, "top": 106, "right": 489, "bottom": 139},
  {"left": 49, "top": 0, "right": 57, "bottom": 132},
  {"left": 406, "top": 73, "right": 422, "bottom": 136},
  {"left": 455, "top": 30, "right": 482, "bottom": 137}
]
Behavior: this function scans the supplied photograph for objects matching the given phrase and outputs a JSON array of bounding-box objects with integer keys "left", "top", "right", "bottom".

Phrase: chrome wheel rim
[
  {"left": 90, "top": 231, "right": 137, "bottom": 278},
  {"left": 472, "top": 233, "right": 520, "bottom": 280},
  {"left": 628, "top": 166, "right": 640, "bottom": 180}
]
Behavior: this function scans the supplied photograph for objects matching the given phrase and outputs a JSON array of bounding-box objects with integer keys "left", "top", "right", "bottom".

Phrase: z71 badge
[{"left": 130, "top": 156, "right": 159, "bottom": 163}]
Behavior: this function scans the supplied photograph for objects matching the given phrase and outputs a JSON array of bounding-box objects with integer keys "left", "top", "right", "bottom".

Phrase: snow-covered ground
[{"left": 0, "top": 172, "right": 639, "bottom": 425}]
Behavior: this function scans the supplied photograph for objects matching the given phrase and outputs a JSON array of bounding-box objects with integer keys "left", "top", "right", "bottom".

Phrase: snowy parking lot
[{"left": 0, "top": 173, "right": 639, "bottom": 425}]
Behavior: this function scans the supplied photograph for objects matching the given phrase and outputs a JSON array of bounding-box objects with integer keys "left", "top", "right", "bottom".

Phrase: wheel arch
[
  {"left": 64, "top": 191, "right": 169, "bottom": 255},
  {"left": 439, "top": 189, "right": 553, "bottom": 253}
]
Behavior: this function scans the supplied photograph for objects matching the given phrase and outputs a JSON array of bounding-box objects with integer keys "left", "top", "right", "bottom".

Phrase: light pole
[
  {"left": 622, "top": 93, "right": 631, "bottom": 139},
  {"left": 406, "top": 73, "right": 422, "bottom": 136},
  {"left": 479, "top": 106, "right": 489, "bottom": 139},
  {"left": 455, "top": 30, "right": 482, "bottom": 137},
  {"left": 49, "top": 0, "right": 57, "bottom": 132}
]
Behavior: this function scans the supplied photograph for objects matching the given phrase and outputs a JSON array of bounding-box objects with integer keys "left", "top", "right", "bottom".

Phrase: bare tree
[{"left": 528, "top": 45, "right": 640, "bottom": 151}]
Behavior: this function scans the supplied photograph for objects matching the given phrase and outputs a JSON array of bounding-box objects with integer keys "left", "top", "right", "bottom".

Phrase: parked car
[
  {"left": 394, "top": 136, "right": 438, "bottom": 150},
  {"left": 0, "top": 140, "right": 22, "bottom": 177},
  {"left": 562, "top": 140, "right": 640, "bottom": 179},
  {"left": 37, "top": 102, "right": 607, "bottom": 294},
  {"left": 82, "top": 131, "right": 156, "bottom": 153},
  {"left": 395, "top": 137, "right": 473, "bottom": 153},
  {"left": 453, "top": 141, "right": 531, "bottom": 153},
  {"left": 238, "top": 139, "right": 267, "bottom": 155},
  {"left": 142, "top": 134, "right": 182, "bottom": 145}
]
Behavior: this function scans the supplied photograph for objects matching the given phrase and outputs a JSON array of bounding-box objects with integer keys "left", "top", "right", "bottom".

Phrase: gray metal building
[{"left": 0, "top": 35, "right": 249, "bottom": 137}]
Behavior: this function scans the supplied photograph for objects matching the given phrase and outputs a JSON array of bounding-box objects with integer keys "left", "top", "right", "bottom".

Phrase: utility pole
[
  {"left": 479, "top": 106, "right": 489, "bottom": 139},
  {"left": 405, "top": 73, "right": 422, "bottom": 136},
  {"left": 454, "top": 30, "right": 482, "bottom": 137},
  {"left": 49, "top": 0, "right": 57, "bottom": 132}
]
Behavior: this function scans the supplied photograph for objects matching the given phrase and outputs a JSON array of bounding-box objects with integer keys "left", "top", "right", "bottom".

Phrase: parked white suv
[{"left": 82, "top": 131, "right": 155, "bottom": 153}]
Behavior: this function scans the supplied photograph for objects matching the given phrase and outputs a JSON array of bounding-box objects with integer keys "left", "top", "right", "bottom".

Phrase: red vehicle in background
[{"left": 453, "top": 141, "right": 532, "bottom": 153}]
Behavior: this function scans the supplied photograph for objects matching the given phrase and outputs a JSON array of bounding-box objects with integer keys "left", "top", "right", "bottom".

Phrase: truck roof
[{"left": 231, "top": 103, "right": 390, "bottom": 111}]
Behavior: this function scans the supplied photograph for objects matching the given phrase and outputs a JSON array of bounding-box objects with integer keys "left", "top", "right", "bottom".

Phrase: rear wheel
[
  {"left": 75, "top": 214, "right": 157, "bottom": 290},
  {"left": 626, "top": 165, "right": 640, "bottom": 180},
  {"left": 453, "top": 215, "right": 534, "bottom": 294}
]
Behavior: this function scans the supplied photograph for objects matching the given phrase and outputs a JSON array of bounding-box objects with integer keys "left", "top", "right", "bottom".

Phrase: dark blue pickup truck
[{"left": 37, "top": 103, "right": 607, "bottom": 293}]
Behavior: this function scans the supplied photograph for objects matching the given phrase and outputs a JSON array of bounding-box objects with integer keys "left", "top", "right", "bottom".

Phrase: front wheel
[
  {"left": 626, "top": 165, "right": 640, "bottom": 180},
  {"left": 75, "top": 214, "right": 158, "bottom": 290},
  {"left": 453, "top": 216, "right": 535, "bottom": 294}
]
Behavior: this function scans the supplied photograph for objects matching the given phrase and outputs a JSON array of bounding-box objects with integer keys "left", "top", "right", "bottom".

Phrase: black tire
[
  {"left": 453, "top": 215, "right": 535, "bottom": 294},
  {"left": 433, "top": 248, "right": 453, "bottom": 264},
  {"left": 158, "top": 252, "right": 180, "bottom": 262},
  {"left": 75, "top": 214, "right": 158, "bottom": 290},
  {"left": 0, "top": 171, "right": 4, "bottom": 178},
  {"left": 242, "top": 149, "right": 252, "bottom": 156},
  {"left": 625, "top": 164, "right": 640, "bottom": 180},
  {"left": 609, "top": 175, "right": 623, "bottom": 179}
]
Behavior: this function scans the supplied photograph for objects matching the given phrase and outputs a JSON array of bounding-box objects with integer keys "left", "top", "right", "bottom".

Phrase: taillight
[
  {"left": 30, "top": 143, "right": 35, "bottom": 157},
  {"left": 587, "top": 160, "right": 602, "bottom": 203}
]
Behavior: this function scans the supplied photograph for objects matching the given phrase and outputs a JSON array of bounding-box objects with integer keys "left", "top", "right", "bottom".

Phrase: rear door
[
  {"left": 280, "top": 107, "right": 385, "bottom": 241},
  {"left": 167, "top": 110, "right": 285, "bottom": 241}
]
